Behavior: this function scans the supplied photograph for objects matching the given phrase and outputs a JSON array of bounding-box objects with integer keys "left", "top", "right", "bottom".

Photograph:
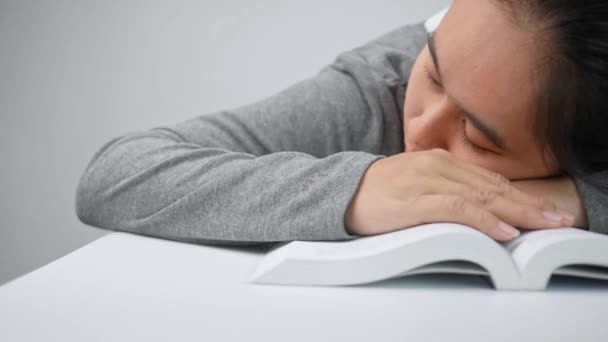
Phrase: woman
[{"left": 76, "top": 0, "right": 608, "bottom": 246}]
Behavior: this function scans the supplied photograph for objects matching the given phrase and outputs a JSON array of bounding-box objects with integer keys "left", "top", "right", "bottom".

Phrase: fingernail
[
  {"left": 497, "top": 221, "right": 520, "bottom": 239},
  {"left": 543, "top": 210, "right": 573, "bottom": 222}
]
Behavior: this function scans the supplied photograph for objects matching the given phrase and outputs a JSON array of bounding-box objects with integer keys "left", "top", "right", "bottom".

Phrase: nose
[{"left": 405, "top": 99, "right": 456, "bottom": 152}]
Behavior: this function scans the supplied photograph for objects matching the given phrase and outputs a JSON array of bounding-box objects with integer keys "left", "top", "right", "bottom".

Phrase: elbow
[
  {"left": 74, "top": 135, "right": 129, "bottom": 230},
  {"left": 75, "top": 169, "right": 110, "bottom": 229},
  {"left": 74, "top": 128, "right": 199, "bottom": 233},
  {"left": 75, "top": 167, "right": 129, "bottom": 232}
]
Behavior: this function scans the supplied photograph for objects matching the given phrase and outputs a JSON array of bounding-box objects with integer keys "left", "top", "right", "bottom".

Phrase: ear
[{"left": 425, "top": 7, "right": 449, "bottom": 33}]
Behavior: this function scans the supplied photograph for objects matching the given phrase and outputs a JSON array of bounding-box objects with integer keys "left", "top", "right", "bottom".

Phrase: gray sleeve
[
  {"left": 75, "top": 23, "right": 428, "bottom": 246},
  {"left": 573, "top": 171, "right": 608, "bottom": 234}
]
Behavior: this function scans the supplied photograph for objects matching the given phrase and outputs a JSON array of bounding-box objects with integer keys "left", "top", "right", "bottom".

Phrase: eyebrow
[{"left": 427, "top": 32, "right": 506, "bottom": 151}]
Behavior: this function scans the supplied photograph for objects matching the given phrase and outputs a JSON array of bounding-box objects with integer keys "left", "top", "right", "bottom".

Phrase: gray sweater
[{"left": 75, "top": 22, "right": 608, "bottom": 247}]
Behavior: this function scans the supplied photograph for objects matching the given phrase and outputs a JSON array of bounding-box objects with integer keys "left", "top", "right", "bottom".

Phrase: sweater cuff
[{"left": 573, "top": 176, "right": 608, "bottom": 235}]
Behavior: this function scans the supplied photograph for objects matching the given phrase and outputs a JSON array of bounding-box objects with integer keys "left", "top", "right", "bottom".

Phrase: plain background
[{"left": 0, "top": 0, "right": 451, "bottom": 286}]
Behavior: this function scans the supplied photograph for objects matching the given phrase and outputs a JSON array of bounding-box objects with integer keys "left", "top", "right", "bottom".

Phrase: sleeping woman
[{"left": 76, "top": 0, "right": 608, "bottom": 246}]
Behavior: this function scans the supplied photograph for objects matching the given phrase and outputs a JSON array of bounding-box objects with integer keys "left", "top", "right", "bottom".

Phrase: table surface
[{"left": 1, "top": 232, "right": 607, "bottom": 342}]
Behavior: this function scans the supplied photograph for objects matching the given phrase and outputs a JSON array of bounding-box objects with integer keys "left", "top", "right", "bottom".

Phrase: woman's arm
[
  {"left": 75, "top": 23, "right": 428, "bottom": 246},
  {"left": 75, "top": 16, "right": 608, "bottom": 245},
  {"left": 512, "top": 176, "right": 589, "bottom": 229},
  {"left": 573, "top": 172, "right": 608, "bottom": 233},
  {"left": 513, "top": 172, "right": 608, "bottom": 234}
]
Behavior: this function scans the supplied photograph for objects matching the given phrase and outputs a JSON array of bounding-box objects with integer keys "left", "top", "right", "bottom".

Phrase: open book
[{"left": 249, "top": 223, "right": 608, "bottom": 291}]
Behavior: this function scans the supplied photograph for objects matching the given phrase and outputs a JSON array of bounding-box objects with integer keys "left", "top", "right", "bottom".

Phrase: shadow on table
[{"left": 351, "top": 273, "right": 608, "bottom": 292}]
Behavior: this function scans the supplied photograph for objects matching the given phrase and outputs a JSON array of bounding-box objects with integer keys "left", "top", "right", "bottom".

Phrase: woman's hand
[
  {"left": 345, "top": 149, "right": 577, "bottom": 241},
  {"left": 511, "top": 176, "right": 588, "bottom": 230}
]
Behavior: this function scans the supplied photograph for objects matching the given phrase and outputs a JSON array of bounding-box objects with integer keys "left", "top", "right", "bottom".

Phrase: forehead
[{"left": 435, "top": 0, "right": 540, "bottom": 143}]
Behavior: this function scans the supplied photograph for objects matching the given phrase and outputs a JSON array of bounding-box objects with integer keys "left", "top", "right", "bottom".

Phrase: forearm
[
  {"left": 511, "top": 176, "right": 589, "bottom": 229},
  {"left": 75, "top": 128, "right": 383, "bottom": 244}
]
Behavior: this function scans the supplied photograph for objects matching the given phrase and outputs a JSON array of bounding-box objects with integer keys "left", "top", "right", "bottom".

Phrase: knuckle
[
  {"left": 533, "top": 196, "right": 552, "bottom": 209},
  {"left": 489, "top": 172, "right": 511, "bottom": 189},
  {"left": 443, "top": 196, "right": 468, "bottom": 214},
  {"left": 471, "top": 188, "right": 498, "bottom": 206}
]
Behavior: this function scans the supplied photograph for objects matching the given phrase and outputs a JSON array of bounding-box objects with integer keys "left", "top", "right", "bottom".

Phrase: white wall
[{"left": 0, "top": 0, "right": 451, "bottom": 286}]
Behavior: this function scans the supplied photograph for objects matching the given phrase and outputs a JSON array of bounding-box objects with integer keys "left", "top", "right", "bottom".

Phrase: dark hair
[{"left": 492, "top": 0, "right": 608, "bottom": 193}]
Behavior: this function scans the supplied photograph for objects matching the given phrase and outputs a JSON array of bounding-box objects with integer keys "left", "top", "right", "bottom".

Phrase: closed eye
[
  {"left": 460, "top": 119, "right": 493, "bottom": 154},
  {"left": 424, "top": 65, "right": 442, "bottom": 88},
  {"left": 423, "top": 65, "right": 493, "bottom": 154}
]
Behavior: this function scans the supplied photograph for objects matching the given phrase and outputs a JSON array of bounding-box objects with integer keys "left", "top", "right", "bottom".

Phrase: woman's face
[{"left": 403, "top": 0, "right": 559, "bottom": 180}]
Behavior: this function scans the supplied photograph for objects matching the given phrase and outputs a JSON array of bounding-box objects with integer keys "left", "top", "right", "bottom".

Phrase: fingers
[
  {"left": 435, "top": 152, "right": 560, "bottom": 212},
  {"left": 424, "top": 177, "right": 575, "bottom": 229},
  {"left": 393, "top": 150, "right": 576, "bottom": 241},
  {"left": 414, "top": 194, "right": 521, "bottom": 241}
]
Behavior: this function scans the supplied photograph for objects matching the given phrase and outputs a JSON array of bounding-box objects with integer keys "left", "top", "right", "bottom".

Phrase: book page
[
  {"left": 311, "top": 223, "right": 482, "bottom": 258},
  {"left": 251, "top": 222, "right": 520, "bottom": 287},
  {"left": 508, "top": 228, "right": 605, "bottom": 268},
  {"left": 507, "top": 227, "right": 608, "bottom": 288}
]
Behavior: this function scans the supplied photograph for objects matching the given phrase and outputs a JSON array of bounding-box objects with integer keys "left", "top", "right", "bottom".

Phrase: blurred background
[{"left": 0, "top": 0, "right": 451, "bottom": 286}]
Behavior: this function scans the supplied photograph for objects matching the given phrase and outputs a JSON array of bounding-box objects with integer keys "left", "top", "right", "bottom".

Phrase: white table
[{"left": 1, "top": 232, "right": 607, "bottom": 342}]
